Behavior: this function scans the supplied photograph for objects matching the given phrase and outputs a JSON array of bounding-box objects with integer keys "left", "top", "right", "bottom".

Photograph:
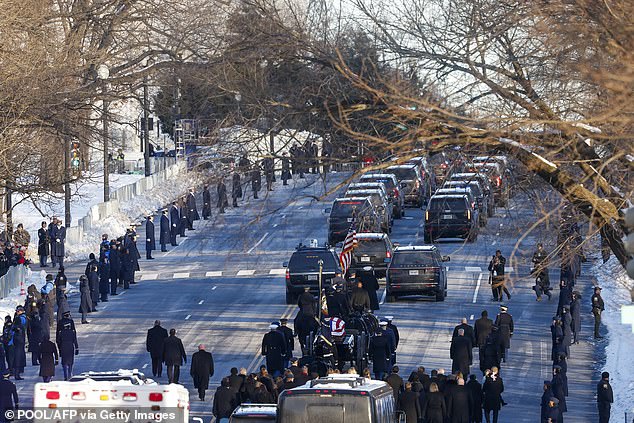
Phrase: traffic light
[
  {"left": 71, "top": 141, "right": 81, "bottom": 175},
  {"left": 625, "top": 207, "right": 634, "bottom": 280}
]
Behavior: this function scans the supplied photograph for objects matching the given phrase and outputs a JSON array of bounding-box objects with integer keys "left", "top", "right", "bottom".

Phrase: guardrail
[{"left": 0, "top": 264, "right": 28, "bottom": 299}]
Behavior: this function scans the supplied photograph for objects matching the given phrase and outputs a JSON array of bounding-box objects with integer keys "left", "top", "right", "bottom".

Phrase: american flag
[{"left": 339, "top": 222, "right": 358, "bottom": 275}]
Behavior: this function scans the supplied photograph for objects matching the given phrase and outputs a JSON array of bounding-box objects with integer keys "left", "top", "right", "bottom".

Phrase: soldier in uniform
[
  {"left": 494, "top": 305, "right": 513, "bottom": 362},
  {"left": 277, "top": 318, "right": 294, "bottom": 369},
  {"left": 0, "top": 370, "right": 18, "bottom": 422},
  {"left": 369, "top": 324, "right": 391, "bottom": 380},
  {"left": 591, "top": 286, "right": 605, "bottom": 339},
  {"left": 325, "top": 284, "right": 350, "bottom": 319},
  {"left": 178, "top": 198, "right": 188, "bottom": 237},
  {"left": 145, "top": 215, "right": 155, "bottom": 260},
  {"left": 261, "top": 323, "right": 286, "bottom": 378},
  {"left": 202, "top": 185, "right": 212, "bottom": 219},
  {"left": 169, "top": 202, "right": 180, "bottom": 246},
  {"left": 55, "top": 311, "right": 78, "bottom": 381},
  {"left": 159, "top": 210, "right": 170, "bottom": 252},
  {"left": 597, "top": 371, "right": 613, "bottom": 423},
  {"left": 186, "top": 188, "right": 200, "bottom": 228}
]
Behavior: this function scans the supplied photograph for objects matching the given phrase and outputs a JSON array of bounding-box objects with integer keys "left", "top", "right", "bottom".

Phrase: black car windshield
[
  {"left": 362, "top": 177, "right": 395, "bottom": 190},
  {"left": 429, "top": 197, "right": 466, "bottom": 210},
  {"left": 386, "top": 167, "right": 416, "bottom": 180},
  {"left": 392, "top": 251, "right": 437, "bottom": 267},
  {"left": 289, "top": 251, "right": 338, "bottom": 272},
  {"left": 331, "top": 201, "right": 367, "bottom": 217},
  {"left": 355, "top": 239, "right": 387, "bottom": 255}
]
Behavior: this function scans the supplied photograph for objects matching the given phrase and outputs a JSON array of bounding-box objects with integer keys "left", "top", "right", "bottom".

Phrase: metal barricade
[{"left": 0, "top": 264, "right": 28, "bottom": 299}]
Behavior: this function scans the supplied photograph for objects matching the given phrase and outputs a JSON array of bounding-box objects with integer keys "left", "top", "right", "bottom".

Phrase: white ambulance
[{"left": 32, "top": 369, "right": 189, "bottom": 423}]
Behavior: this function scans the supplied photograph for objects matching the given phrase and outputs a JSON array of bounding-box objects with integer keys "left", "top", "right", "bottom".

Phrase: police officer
[
  {"left": 261, "top": 323, "right": 286, "bottom": 378},
  {"left": 591, "top": 286, "right": 605, "bottom": 339},
  {"left": 145, "top": 215, "right": 155, "bottom": 260},
  {"left": 159, "top": 210, "right": 170, "bottom": 252},
  {"left": 169, "top": 202, "right": 179, "bottom": 246},
  {"left": 0, "top": 370, "right": 18, "bottom": 422},
  {"left": 597, "top": 371, "right": 613, "bottom": 423},
  {"left": 55, "top": 311, "right": 78, "bottom": 381}
]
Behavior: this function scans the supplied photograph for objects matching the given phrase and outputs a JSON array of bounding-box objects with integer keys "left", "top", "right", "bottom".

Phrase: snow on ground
[
  {"left": 0, "top": 268, "right": 47, "bottom": 322},
  {"left": 592, "top": 256, "right": 634, "bottom": 420}
]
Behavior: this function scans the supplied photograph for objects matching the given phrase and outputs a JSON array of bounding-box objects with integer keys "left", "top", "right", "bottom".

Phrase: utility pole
[
  {"left": 64, "top": 134, "right": 71, "bottom": 227},
  {"left": 143, "top": 74, "right": 151, "bottom": 176},
  {"left": 97, "top": 64, "right": 110, "bottom": 201}
]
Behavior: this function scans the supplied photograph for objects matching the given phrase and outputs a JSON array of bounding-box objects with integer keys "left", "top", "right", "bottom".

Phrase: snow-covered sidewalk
[{"left": 592, "top": 256, "right": 634, "bottom": 420}]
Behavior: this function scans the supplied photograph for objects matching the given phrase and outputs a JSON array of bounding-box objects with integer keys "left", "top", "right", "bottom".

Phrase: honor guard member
[
  {"left": 0, "top": 370, "right": 19, "bottom": 421},
  {"left": 591, "top": 285, "right": 605, "bottom": 339},
  {"left": 145, "top": 215, "right": 155, "bottom": 259},
  {"left": 262, "top": 322, "right": 286, "bottom": 378},
  {"left": 494, "top": 305, "right": 514, "bottom": 362},
  {"left": 55, "top": 311, "right": 78, "bottom": 381},
  {"left": 385, "top": 316, "right": 399, "bottom": 362},
  {"left": 277, "top": 318, "right": 294, "bottom": 369},
  {"left": 159, "top": 210, "right": 170, "bottom": 252},
  {"left": 169, "top": 202, "right": 180, "bottom": 246},
  {"left": 597, "top": 371, "right": 613, "bottom": 423}
]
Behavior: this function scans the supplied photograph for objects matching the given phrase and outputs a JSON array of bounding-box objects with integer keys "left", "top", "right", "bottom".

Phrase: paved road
[{"left": 14, "top": 171, "right": 600, "bottom": 422}]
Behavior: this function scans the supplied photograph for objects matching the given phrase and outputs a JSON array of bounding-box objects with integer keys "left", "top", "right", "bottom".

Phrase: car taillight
[
  {"left": 467, "top": 210, "right": 471, "bottom": 220},
  {"left": 496, "top": 176, "right": 502, "bottom": 187},
  {"left": 285, "top": 269, "right": 290, "bottom": 280},
  {"left": 71, "top": 392, "right": 85, "bottom": 400},
  {"left": 123, "top": 392, "right": 137, "bottom": 401},
  {"left": 441, "top": 163, "right": 448, "bottom": 169},
  {"left": 46, "top": 391, "right": 60, "bottom": 400},
  {"left": 393, "top": 187, "right": 399, "bottom": 197},
  {"left": 386, "top": 251, "right": 391, "bottom": 258},
  {"left": 149, "top": 393, "right": 163, "bottom": 402},
  {"left": 415, "top": 180, "right": 420, "bottom": 189}
]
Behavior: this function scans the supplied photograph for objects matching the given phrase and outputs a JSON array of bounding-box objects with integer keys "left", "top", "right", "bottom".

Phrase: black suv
[
  {"left": 350, "top": 233, "right": 395, "bottom": 278},
  {"left": 327, "top": 198, "right": 380, "bottom": 245},
  {"left": 449, "top": 172, "right": 495, "bottom": 217},
  {"left": 386, "top": 245, "right": 450, "bottom": 302},
  {"left": 359, "top": 173, "right": 405, "bottom": 218},
  {"left": 424, "top": 194, "right": 478, "bottom": 243},
  {"left": 384, "top": 164, "right": 426, "bottom": 207},
  {"left": 283, "top": 245, "right": 342, "bottom": 304}
]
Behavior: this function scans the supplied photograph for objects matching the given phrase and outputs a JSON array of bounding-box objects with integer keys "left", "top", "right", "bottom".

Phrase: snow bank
[
  {"left": 592, "top": 257, "right": 634, "bottom": 420},
  {"left": 0, "top": 268, "right": 47, "bottom": 321}
]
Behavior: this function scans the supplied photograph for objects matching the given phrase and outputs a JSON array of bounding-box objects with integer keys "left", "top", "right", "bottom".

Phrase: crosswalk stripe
[
  {"left": 237, "top": 269, "right": 256, "bottom": 276},
  {"left": 269, "top": 269, "right": 286, "bottom": 275},
  {"left": 206, "top": 271, "right": 222, "bottom": 277},
  {"left": 142, "top": 273, "right": 159, "bottom": 280},
  {"left": 173, "top": 272, "right": 190, "bottom": 279}
]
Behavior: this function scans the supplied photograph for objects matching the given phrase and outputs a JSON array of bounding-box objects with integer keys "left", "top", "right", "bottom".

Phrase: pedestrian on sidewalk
[
  {"left": 78, "top": 275, "right": 91, "bottom": 324},
  {"left": 191, "top": 344, "right": 214, "bottom": 401},
  {"left": 38, "top": 222, "right": 50, "bottom": 267},
  {"left": 591, "top": 285, "right": 604, "bottom": 339},
  {"left": 232, "top": 172, "right": 242, "bottom": 207},
  {"left": 146, "top": 320, "right": 168, "bottom": 378},
  {"left": 169, "top": 202, "right": 179, "bottom": 246},
  {"left": 160, "top": 210, "right": 170, "bottom": 252},
  {"left": 187, "top": 188, "right": 199, "bottom": 228},
  {"left": 217, "top": 179, "right": 228, "bottom": 214},
  {"left": 38, "top": 334, "right": 58, "bottom": 382},
  {"left": 202, "top": 186, "right": 212, "bottom": 219},
  {"left": 145, "top": 215, "right": 155, "bottom": 260}
]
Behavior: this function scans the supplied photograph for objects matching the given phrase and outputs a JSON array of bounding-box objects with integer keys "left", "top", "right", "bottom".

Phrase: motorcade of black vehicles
[
  {"left": 384, "top": 164, "right": 426, "bottom": 207},
  {"left": 385, "top": 245, "right": 450, "bottom": 302},
  {"left": 471, "top": 162, "right": 509, "bottom": 206},
  {"left": 449, "top": 172, "right": 495, "bottom": 217},
  {"left": 277, "top": 375, "right": 405, "bottom": 423},
  {"left": 350, "top": 232, "right": 394, "bottom": 278},
  {"left": 347, "top": 182, "right": 391, "bottom": 217},
  {"left": 359, "top": 173, "right": 405, "bottom": 218},
  {"left": 442, "top": 180, "right": 488, "bottom": 226},
  {"left": 472, "top": 155, "right": 509, "bottom": 173},
  {"left": 407, "top": 156, "right": 437, "bottom": 197},
  {"left": 326, "top": 197, "right": 381, "bottom": 245},
  {"left": 344, "top": 188, "right": 393, "bottom": 233},
  {"left": 424, "top": 194, "right": 479, "bottom": 243},
  {"left": 229, "top": 404, "right": 277, "bottom": 422},
  {"left": 283, "top": 244, "right": 342, "bottom": 304}
]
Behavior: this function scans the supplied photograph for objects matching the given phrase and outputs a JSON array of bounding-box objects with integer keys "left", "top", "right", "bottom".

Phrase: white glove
[
  {"left": 172, "top": 224, "right": 176, "bottom": 227},
  {"left": 56, "top": 239, "right": 60, "bottom": 242},
  {"left": 146, "top": 239, "right": 151, "bottom": 242}
]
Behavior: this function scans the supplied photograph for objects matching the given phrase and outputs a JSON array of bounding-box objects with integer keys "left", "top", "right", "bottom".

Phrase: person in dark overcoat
[
  {"left": 368, "top": 329, "right": 391, "bottom": 380},
  {"left": 281, "top": 153, "right": 291, "bottom": 185},
  {"left": 493, "top": 306, "right": 513, "bottom": 362},
  {"left": 358, "top": 267, "right": 380, "bottom": 311},
  {"left": 569, "top": 291, "right": 581, "bottom": 344},
  {"left": 263, "top": 157, "right": 274, "bottom": 191},
  {"left": 232, "top": 172, "right": 242, "bottom": 207},
  {"left": 450, "top": 329, "right": 473, "bottom": 377},
  {"left": 480, "top": 328, "right": 502, "bottom": 374},
  {"left": 85, "top": 255, "right": 99, "bottom": 310},
  {"left": 466, "top": 374, "right": 483, "bottom": 423},
  {"left": 251, "top": 166, "right": 261, "bottom": 199},
  {"left": 475, "top": 311, "right": 493, "bottom": 349},
  {"left": 213, "top": 377, "right": 236, "bottom": 419},
  {"left": 187, "top": 189, "right": 200, "bottom": 227},
  {"left": 453, "top": 318, "right": 476, "bottom": 347},
  {"left": 169, "top": 202, "right": 180, "bottom": 246},
  {"left": 38, "top": 335, "right": 58, "bottom": 382},
  {"left": 482, "top": 369, "right": 504, "bottom": 423},
  {"left": 98, "top": 250, "right": 110, "bottom": 302},
  {"left": 277, "top": 319, "right": 294, "bottom": 366},
  {"left": 109, "top": 242, "right": 120, "bottom": 295},
  {"left": 120, "top": 247, "right": 134, "bottom": 289},
  {"left": 48, "top": 218, "right": 59, "bottom": 268},
  {"left": 38, "top": 301, "right": 51, "bottom": 341},
  {"left": 190, "top": 344, "right": 214, "bottom": 400},
  {"left": 217, "top": 179, "right": 228, "bottom": 214},
  {"left": 78, "top": 275, "right": 92, "bottom": 324},
  {"left": 54, "top": 267, "right": 68, "bottom": 290},
  {"left": 53, "top": 222, "right": 66, "bottom": 268},
  {"left": 163, "top": 328, "right": 186, "bottom": 384},
  {"left": 540, "top": 380, "right": 553, "bottom": 423},
  {"left": 125, "top": 230, "right": 140, "bottom": 272},
  {"left": 145, "top": 215, "right": 155, "bottom": 260},
  {"left": 178, "top": 198, "right": 188, "bottom": 237},
  {"left": 202, "top": 186, "right": 212, "bottom": 219},
  {"left": 261, "top": 323, "right": 286, "bottom": 378},
  {"left": 146, "top": 320, "right": 168, "bottom": 378},
  {"left": 11, "top": 309, "right": 28, "bottom": 379},
  {"left": 399, "top": 382, "right": 421, "bottom": 423},
  {"left": 159, "top": 211, "right": 170, "bottom": 252},
  {"left": 551, "top": 366, "right": 567, "bottom": 421},
  {"left": 294, "top": 311, "right": 318, "bottom": 354},
  {"left": 55, "top": 285, "right": 70, "bottom": 324},
  {"left": 38, "top": 221, "right": 50, "bottom": 267},
  {"left": 55, "top": 311, "right": 78, "bottom": 381},
  {"left": 422, "top": 382, "right": 446, "bottom": 423},
  {"left": 447, "top": 378, "right": 471, "bottom": 423},
  {"left": 28, "top": 313, "right": 44, "bottom": 366}
]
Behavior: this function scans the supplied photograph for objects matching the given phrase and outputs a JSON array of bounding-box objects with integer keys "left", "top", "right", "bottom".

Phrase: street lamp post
[
  {"left": 97, "top": 64, "right": 110, "bottom": 202},
  {"left": 143, "top": 74, "right": 151, "bottom": 176}
]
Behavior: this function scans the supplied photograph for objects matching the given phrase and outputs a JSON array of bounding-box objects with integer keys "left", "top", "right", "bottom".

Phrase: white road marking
[
  {"left": 142, "top": 273, "right": 159, "bottom": 280},
  {"left": 164, "top": 237, "right": 187, "bottom": 256},
  {"left": 472, "top": 273, "right": 483, "bottom": 303},
  {"left": 118, "top": 290, "right": 127, "bottom": 296},
  {"left": 198, "top": 300, "right": 204, "bottom": 305},
  {"left": 247, "top": 232, "right": 269, "bottom": 253},
  {"left": 469, "top": 314, "right": 474, "bottom": 320},
  {"left": 379, "top": 289, "right": 387, "bottom": 305},
  {"left": 237, "top": 269, "right": 256, "bottom": 276},
  {"left": 465, "top": 266, "right": 482, "bottom": 273},
  {"left": 206, "top": 271, "right": 222, "bottom": 277},
  {"left": 403, "top": 216, "right": 414, "bottom": 220},
  {"left": 142, "top": 363, "right": 148, "bottom": 369},
  {"left": 491, "top": 241, "right": 497, "bottom": 246},
  {"left": 273, "top": 223, "right": 278, "bottom": 227},
  {"left": 281, "top": 214, "right": 286, "bottom": 219},
  {"left": 185, "top": 314, "right": 191, "bottom": 320},
  {"left": 269, "top": 269, "right": 286, "bottom": 275},
  {"left": 211, "top": 286, "right": 217, "bottom": 290},
  {"left": 173, "top": 272, "right": 190, "bottom": 279},
  {"left": 504, "top": 267, "right": 514, "bottom": 273}
]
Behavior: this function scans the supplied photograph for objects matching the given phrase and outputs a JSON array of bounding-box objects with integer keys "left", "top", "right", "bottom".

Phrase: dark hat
[
  {"left": 63, "top": 311, "right": 71, "bottom": 317},
  {"left": 46, "top": 274, "right": 53, "bottom": 280},
  {"left": 280, "top": 318, "right": 288, "bottom": 324},
  {"left": 2, "top": 370, "right": 10, "bottom": 378},
  {"left": 595, "top": 286, "right": 602, "bottom": 290},
  {"left": 553, "top": 365, "right": 562, "bottom": 370},
  {"left": 601, "top": 371, "right": 609, "bottom": 379},
  {"left": 543, "top": 380, "right": 551, "bottom": 386}
]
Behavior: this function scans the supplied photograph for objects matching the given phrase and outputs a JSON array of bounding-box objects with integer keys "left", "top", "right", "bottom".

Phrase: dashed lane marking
[
  {"left": 173, "top": 272, "right": 190, "bottom": 279},
  {"left": 469, "top": 314, "right": 474, "bottom": 320},
  {"left": 504, "top": 267, "right": 514, "bottom": 273},
  {"left": 198, "top": 300, "right": 204, "bottom": 305},
  {"left": 269, "top": 269, "right": 286, "bottom": 275},
  {"left": 185, "top": 314, "right": 191, "bottom": 320},
  {"left": 206, "top": 271, "right": 222, "bottom": 277},
  {"left": 273, "top": 223, "right": 278, "bottom": 227},
  {"left": 142, "top": 363, "right": 148, "bottom": 369},
  {"left": 472, "top": 273, "right": 483, "bottom": 304},
  {"left": 237, "top": 269, "right": 256, "bottom": 276},
  {"left": 247, "top": 232, "right": 269, "bottom": 254},
  {"left": 211, "top": 286, "right": 217, "bottom": 290},
  {"left": 142, "top": 273, "right": 159, "bottom": 280},
  {"left": 465, "top": 266, "right": 482, "bottom": 273}
]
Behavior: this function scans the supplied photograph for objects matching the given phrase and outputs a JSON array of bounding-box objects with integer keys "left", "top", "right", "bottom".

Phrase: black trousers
[
  {"left": 484, "top": 409, "right": 499, "bottom": 423},
  {"left": 593, "top": 309, "right": 601, "bottom": 337},
  {"left": 151, "top": 356, "right": 163, "bottom": 377},
  {"left": 110, "top": 275, "right": 118, "bottom": 294},
  {"left": 170, "top": 228, "right": 178, "bottom": 245},
  {"left": 198, "top": 387, "right": 206, "bottom": 400},
  {"left": 167, "top": 364, "right": 180, "bottom": 383},
  {"left": 598, "top": 403, "right": 610, "bottom": 423}
]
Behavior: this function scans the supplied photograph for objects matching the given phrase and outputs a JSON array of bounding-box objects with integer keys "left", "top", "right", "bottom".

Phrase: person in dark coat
[
  {"left": 368, "top": 329, "right": 390, "bottom": 380},
  {"left": 550, "top": 317, "right": 564, "bottom": 362},
  {"left": 592, "top": 286, "right": 605, "bottom": 339},
  {"left": 480, "top": 328, "right": 502, "bottom": 375},
  {"left": 386, "top": 366, "right": 404, "bottom": 404},
  {"left": 55, "top": 284, "right": 70, "bottom": 324},
  {"left": 597, "top": 371, "right": 613, "bottom": 423},
  {"left": 38, "top": 335, "right": 58, "bottom": 382},
  {"left": 261, "top": 323, "right": 286, "bottom": 378},
  {"left": 145, "top": 215, "right": 155, "bottom": 259},
  {"left": 11, "top": 308, "right": 27, "bottom": 379},
  {"left": 190, "top": 344, "right": 214, "bottom": 400},
  {"left": 569, "top": 291, "right": 581, "bottom": 344},
  {"left": 202, "top": 186, "right": 212, "bottom": 219},
  {"left": 557, "top": 279, "right": 573, "bottom": 316},
  {"left": 545, "top": 398, "right": 561, "bottom": 423},
  {"left": 422, "top": 382, "right": 446, "bottom": 423},
  {"left": 475, "top": 309, "right": 493, "bottom": 355},
  {"left": 453, "top": 318, "right": 476, "bottom": 347},
  {"left": 159, "top": 211, "right": 170, "bottom": 252},
  {"left": 146, "top": 320, "right": 168, "bottom": 378},
  {"left": 217, "top": 179, "right": 228, "bottom": 214},
  {"left": 450, "top": 328, "right": 473, "bottom": 377},
  {"left": 326, "top": 284, "right": 350, "bottom": 319},
  {"left": 178, "top": 198, "right": 188, "bottom": 237},
  {"left": 0, "top": 370, "right": 19, "bottom": 422},
  {"left": 263, "top": 156, "right": 274, "bottom": 191},
  {"left": 53, "top": 221, "right": 66, "bottom": 268},
  {"left": 358, "top": 267, "right": 380, "bottom": 311},
  {"left": 540, "top": 380, "right": 554, "bottom": 423},
  {"left": 163, "top": 328, "right": 186, "bottom": 383},
  {"left": 350, "top": 281, "right": 371, "bottom": 312},
  {"left": 447, "top": 378, "right": 471, "bottom": 423},
  {"left": 213, "top": 377, "right": 237, "bottom": 419},
  {"left": 281, "top": 153, "right": 291, "bottom": 185},
  {"left": 38, "top": 221, "right": 50, "bottom": 267},
  {"left": 251, "top": 166, "right": 262, "bottom": 199},
  {"left": 48, "top": 218, "right": 59, "bottom": 268},
  {"left": 232, "top": 172, "right": 242, "bottom": 207},
  {"left": 493, "top": 306, "right": 513, "bottom": 362},
  {"left": 228, "top": 367, "right": 245, "bottom": 404},
  {"left": 98, "top": 249, "right": 110, "bottom": 302},
  {"left": 78, "top": 275, "right": 92, "bottom": 324},
  {"left": 169, "top": 202, "right": 180, "bottom": 246},
  {"left": 120, "top": 247, "right": 134, "bottom": 290},
  {"left": 39, "top": 302, "right": 51, "bottom": 341},
  {"left": 386, "top": 317, "right": 400, "bottom": 349},
  {"left": 551, "top": 366, "right": 566, "bottom": 421},
  {"left": 466, "top": 374, "right": 483, "bottom": 423},
  {"left": 487, "top": 251, "right": 507, "bottom": 301},
  {"left": 277, "top": 319, "right": 294, "bottom": 367},
  {"left": 187, "top": 188, "right": 200, "bottom": 227},
  {"left": 482, "top": 368, "right": 504, "bottom": 423},
  {"left": 55, "top": 311, "right": 78, "bottom": 381},
  {"left": 109, "top": 242, "right": 120, "bottom": 295},
  {"left": 399, "top": 382, "right": 422, "bottom": 423},
  {"left": 294, "top": 310, "right": 318, "bottom": 354},
  {"left": 85, "top": 254, "right": 99, "bottom": 310},
  {"left": 54, "top": 267, "right": 68, "bottom": 290}
]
